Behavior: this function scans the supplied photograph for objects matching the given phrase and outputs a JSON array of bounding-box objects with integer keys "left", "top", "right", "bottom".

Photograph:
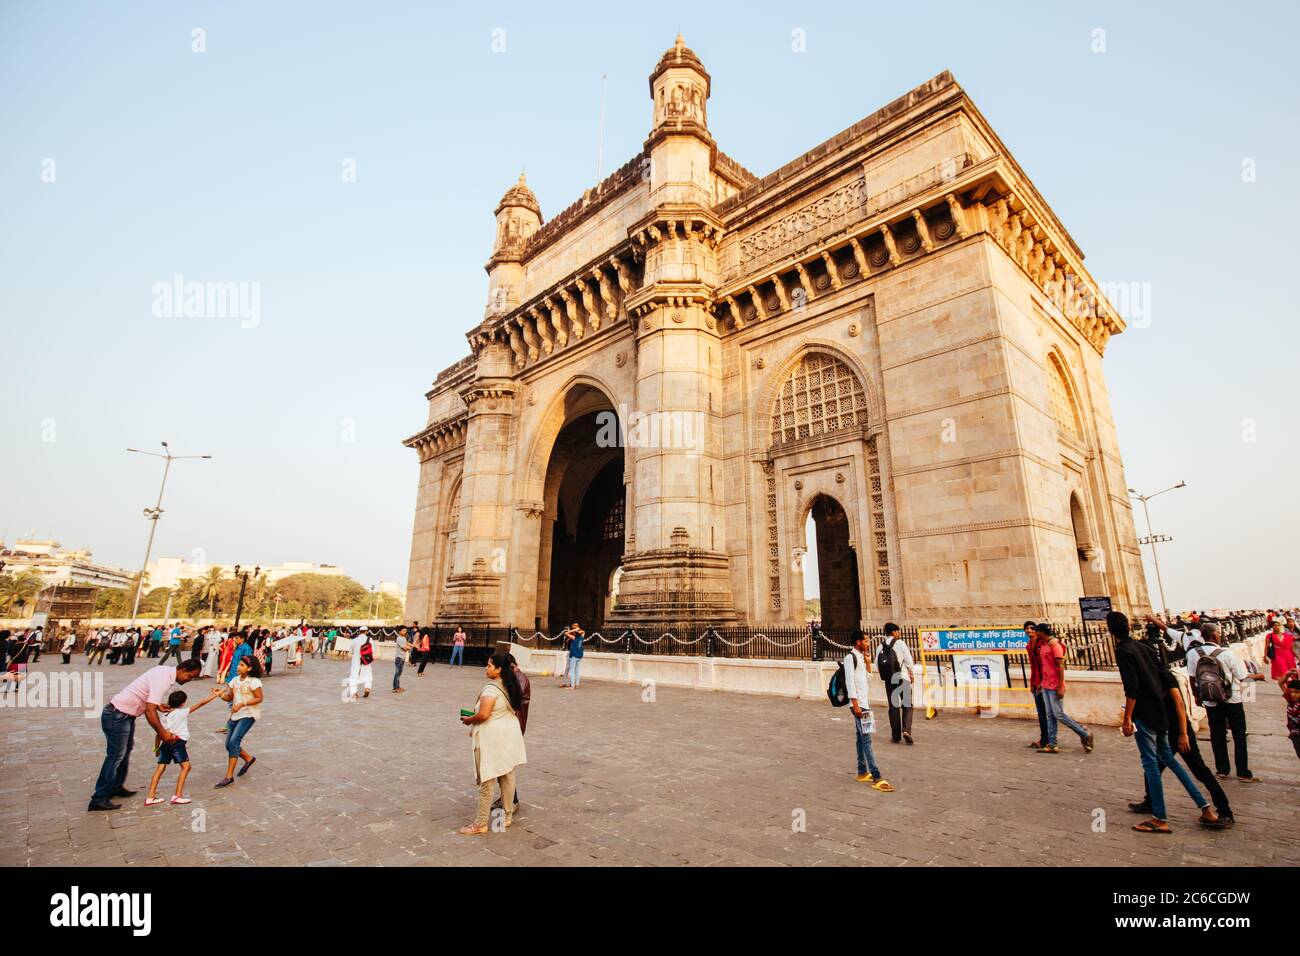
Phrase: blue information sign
[{"left": 919, "top": 627, "right": 1028, "bottom": 654}]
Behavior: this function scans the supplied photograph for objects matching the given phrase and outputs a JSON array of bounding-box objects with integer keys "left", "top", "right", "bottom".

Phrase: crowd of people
[{"left": 6, "top": 602, "right": 1296, "bottom": 839}]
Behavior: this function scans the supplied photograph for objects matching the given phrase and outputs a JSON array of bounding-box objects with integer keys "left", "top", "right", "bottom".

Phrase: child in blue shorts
[{"left": 145, "top": 687, "right": 222, "bottom": 806}]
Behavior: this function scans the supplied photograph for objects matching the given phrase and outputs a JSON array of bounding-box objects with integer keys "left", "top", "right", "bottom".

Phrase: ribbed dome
[
  {"left": 495, "top": 173, "right": 541, "bottom": 219},
  {"left": 649, "top": 33, "right": 710, "bottom": 97}
]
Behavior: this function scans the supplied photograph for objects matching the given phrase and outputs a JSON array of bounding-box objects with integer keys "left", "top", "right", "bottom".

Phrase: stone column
[
  {"left": 437, "top": 342, "right": 518, "bottom": 625},
  {"left": 610, "top": 293, "right": 736, "bottom": 624}
]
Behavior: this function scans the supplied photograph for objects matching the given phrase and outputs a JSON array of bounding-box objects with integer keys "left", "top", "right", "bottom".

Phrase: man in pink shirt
[{"left": 89, "top": 658, "right": 201, "bottom": 811}]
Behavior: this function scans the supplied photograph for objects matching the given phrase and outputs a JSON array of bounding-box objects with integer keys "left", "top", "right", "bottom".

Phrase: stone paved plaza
[{"left": 2, "top": 654, "right": 1297, "bottom": 867}]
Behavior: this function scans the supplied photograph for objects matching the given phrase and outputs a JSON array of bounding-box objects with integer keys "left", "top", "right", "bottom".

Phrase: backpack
[
  {"left": 359, "top": 639, "right": 374, "bottom": 666},
  {"left": 876, "top": 637, "right": 900, "bottom": 687},
  {"left": 1192, "top": 645, "right": 1230, "bottom": 705},
  {"left": 827, "top": 652, "right": 853, "bottom": 707}
]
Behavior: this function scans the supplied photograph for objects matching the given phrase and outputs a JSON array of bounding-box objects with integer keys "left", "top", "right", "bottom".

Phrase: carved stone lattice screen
[
  {"left": 770, "top": 353, "right": 868, "bottom": 447},
  {"left": 763, "top": 462, "right": 780, "bottom": 611},
  {"left": 866, "top": 437, "right": 890, "bottom": 608}
]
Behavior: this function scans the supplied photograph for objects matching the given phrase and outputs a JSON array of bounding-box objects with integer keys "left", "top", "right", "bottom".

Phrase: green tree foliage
[{"left": 0, "top": 571, "right": 44, "bottom": 614}]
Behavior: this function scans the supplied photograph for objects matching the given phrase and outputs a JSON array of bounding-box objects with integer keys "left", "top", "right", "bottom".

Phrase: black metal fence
[{"left": 508, "top": 614, "right": 1274, "bottom": 673}]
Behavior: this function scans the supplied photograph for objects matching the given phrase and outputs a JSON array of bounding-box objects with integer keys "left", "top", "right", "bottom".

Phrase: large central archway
[{"left": 531, "top": 384, "right": 626, "bottom": 632}]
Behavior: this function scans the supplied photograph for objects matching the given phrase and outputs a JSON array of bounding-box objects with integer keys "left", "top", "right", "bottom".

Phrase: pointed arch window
[{"left": 1046, "top": 352, "right": 1083, "bottom": 442}]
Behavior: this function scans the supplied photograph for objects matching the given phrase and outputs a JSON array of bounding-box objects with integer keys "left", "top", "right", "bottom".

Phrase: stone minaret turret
[
  {"left": 613, "top": 36, "right": 735, "bottom": 624},
  {"left": 645, "top": 33, "right": 713, "bottom": 208},
  {"left": 484, "top": 173, "right": 542, "bottom": 318}
]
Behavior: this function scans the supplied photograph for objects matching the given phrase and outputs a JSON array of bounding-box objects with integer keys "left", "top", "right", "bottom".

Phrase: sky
[{"left": 1, "top": 1, "right": 1296, "bottom": 610}]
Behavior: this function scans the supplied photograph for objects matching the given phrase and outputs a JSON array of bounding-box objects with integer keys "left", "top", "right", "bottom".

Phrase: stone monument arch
[{"left": 403, "top": 37, "right": 1150, "bottom": 628}]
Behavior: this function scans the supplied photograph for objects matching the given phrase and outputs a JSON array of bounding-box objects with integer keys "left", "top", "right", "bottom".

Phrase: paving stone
[{"left": 3, "top": 655, "right": 1298, "bottom": 865}]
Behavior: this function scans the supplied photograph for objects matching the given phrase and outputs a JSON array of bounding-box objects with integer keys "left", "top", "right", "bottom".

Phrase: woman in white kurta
[{"left": 458, "top": 652, "right": 527, "bottom": 835}]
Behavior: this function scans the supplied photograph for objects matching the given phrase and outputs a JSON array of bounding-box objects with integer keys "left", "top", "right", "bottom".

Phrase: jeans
[
  {"left": 1143, "top": 714, "right": 1233, "bottom": 820},
  {"left": 1041, "top": 688, "right": 1089, "bottom": 745},
  {"left": 450, "top": 645, "right": 464, "bottom": 666},
  {"left": 567, "top": 657, "right": 582, "bottom": 687},
  {"left": 854, "top": 712, "right": 881, "bottom": 778},
  {"left": 1206, "top": 702, "right": 1251, "bottom": 778},
  {"left": 226, "top": 717, "right": 256, "bottom": 759},
  {"left": 92, "top": 706, "right": 136, "bottom": 801},
  {"left": 393, "top": 657, "right": 405, "bottom": 689},
  {"left": 1032, "top": 688, "right": 1049, "bottom": 745},
  {"left": 887, "top": 678, "right": 913, "bottom": 741},
  {"left": 1133, "top": 718, "right": 1206, "bottom": 821}
]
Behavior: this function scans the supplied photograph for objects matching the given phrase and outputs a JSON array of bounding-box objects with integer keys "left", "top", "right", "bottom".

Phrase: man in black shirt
[
  {"left": 1128, "top": 637, "right": 1233, "bottom": 828},
  {"left": 1110, "top": 611, "right": 1213, "bottom": 834}
]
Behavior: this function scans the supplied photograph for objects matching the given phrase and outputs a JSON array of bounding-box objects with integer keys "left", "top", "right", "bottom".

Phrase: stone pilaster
[{"left": 436, "top": 341, "right": 518, "bottom": 625}]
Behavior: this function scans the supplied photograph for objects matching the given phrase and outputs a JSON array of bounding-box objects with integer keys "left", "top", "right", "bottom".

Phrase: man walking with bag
[
  {"left": 878, "top": 622, "right": 915, "bottom": 745},
  {"left": 844, "top": 630, "right": 894, "bottom": 792}
]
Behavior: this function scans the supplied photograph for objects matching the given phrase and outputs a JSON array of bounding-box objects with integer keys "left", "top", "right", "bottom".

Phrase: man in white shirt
[
  {"left": 843, "top": 631, "right": 893, "bottom": 791},
  {"left": 879, "top": 622, "right": 916, "bottom": 745},
  {"left": 1159, "top": 617, "right": 1263, "bottom": 781},
  {"left": 346, "top": 626, "right": 375, "bottom": 700}
]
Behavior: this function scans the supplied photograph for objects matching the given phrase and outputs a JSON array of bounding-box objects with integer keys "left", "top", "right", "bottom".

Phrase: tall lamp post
[
  {"left": 127, "top": 442, "right": 211, "bottom": 627},
  {"left": 1129, "top": 481, "right": 1186, "bottom": 619},
  {"left": 230, "top": 565, "right": 261, "bottom": 632}
]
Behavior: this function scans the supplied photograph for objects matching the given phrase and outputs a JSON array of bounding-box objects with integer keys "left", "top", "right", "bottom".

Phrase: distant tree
[
  {"left": 0, "top": 571, "right": 44, "bottom": 615},
  {"left": 201, "top": 567, "right": 225, "bottom": 617}
]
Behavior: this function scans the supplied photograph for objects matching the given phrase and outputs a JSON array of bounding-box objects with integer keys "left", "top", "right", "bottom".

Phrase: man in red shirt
[
  {"left": 1025, "top": 621, "right": 1049, "bottom": 750},
  {"left": 89, "top": 659, "right": 202, "bottom": 811},
  {"left": 1034, "top": 623, "right": 1095, "bottom": 755}
]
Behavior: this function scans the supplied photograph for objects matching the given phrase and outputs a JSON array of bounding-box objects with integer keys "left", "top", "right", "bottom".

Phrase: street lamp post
[
  {"left": 127, "top": 442, "right": 211, "bottom": 627},
  {"left": 272, "top": 593, "right": 282, "bottom": 625},
  {"left": 231, "top": 565, "right": 261, "bottom": 632},
  {"left": 1128, "top": 481, "right": 1186, "bottom": 619}
]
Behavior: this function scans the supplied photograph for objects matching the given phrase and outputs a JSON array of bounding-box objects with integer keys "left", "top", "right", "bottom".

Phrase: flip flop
[
  {"left": 1132, "top": 820, "right": 1171, "bottom": 833},
  {"left": 872, "top": 780, "right": 895, "bottom": 792}
]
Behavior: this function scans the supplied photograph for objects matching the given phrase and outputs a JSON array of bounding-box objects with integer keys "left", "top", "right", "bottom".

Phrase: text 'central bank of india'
[{"left": 403, "top": 36, "right": 1150, "bottom": 634}]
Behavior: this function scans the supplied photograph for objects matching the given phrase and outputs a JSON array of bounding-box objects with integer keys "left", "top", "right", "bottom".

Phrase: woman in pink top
[{"left": 1266, "top": 620, "right": 1297, "bottom": 681}]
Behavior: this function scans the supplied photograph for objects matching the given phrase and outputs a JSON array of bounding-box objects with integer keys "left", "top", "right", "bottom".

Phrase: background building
[{"left": 0, "top": 539, "right": 132, "bottom": 590}]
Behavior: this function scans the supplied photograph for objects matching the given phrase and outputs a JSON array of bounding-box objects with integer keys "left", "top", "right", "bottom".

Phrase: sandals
[
  {"left": 143, "top": 796, "right": 166, "bottom": 807},
  {"left": 170, "top": 795, "right": 191, "bottom": 805},
  {"left": 457, "top": 824, "right": 489, "bottom": 836},
  {"left": 872, "top": 779, "right": 895, "bottom": 792},
  {"left": 1132, "top": 819, "right": 1171, "bottom": 833}
]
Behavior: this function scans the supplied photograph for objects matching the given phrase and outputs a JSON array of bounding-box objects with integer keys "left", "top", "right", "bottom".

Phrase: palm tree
[
  {"left": 0, "top": 571, "right": 44, "bottom": 615},
  {"left": 173, "top": 577, "right": 201, "bottom": 617},
  {"left": 201, "top": 566, "right": 225, "bottom": 618}
]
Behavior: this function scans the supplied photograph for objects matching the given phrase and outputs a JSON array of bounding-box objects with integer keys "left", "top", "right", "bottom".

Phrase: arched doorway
[
  {"left": 805, "top": 495, "right": 862, "bottom": 632},
  {"left": 533, "top": 386, "right": 626, "bottom": 631}
]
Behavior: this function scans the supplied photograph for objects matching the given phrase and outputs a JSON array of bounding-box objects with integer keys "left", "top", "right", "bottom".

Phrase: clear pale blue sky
[{"left": 2, "top": 1, "right": 1296, "bottom": 610}]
